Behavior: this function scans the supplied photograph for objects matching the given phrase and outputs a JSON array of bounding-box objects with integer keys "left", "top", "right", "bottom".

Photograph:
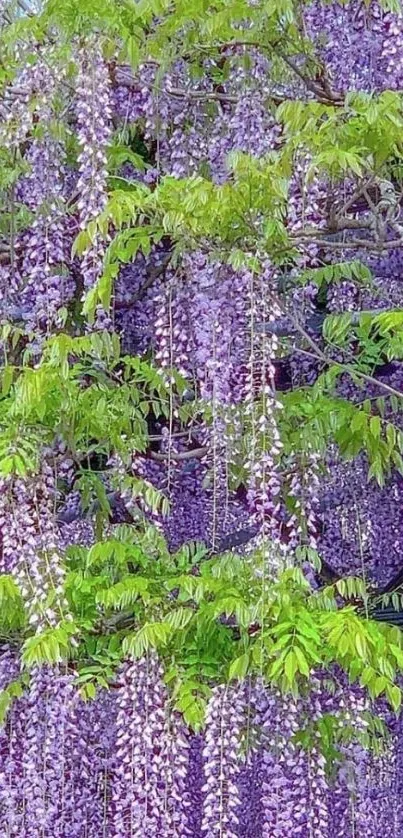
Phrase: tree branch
[
  {"left": 148, "top": 428, "right": 202, "bottom": 442},
  {"left": 16, "top": 0, "right": 33, "bottom": 14},
  {"left": 259, "top": 308, "right": 397, "bottom": 337},
  {"left": 277, "top": 50, "right": 343, "bottom": 106},
  {"left": 333, "top": 176, "right": 377, "bottom": 222},
  {"left": 292, "top": 336, "right": 403, "bottom": 402},
  {"left": 114, "top": 253, "right": 172, "bottom": 310},
  {"left": 149, "top": 446, "right": 208, "bottom": 462},
  {"left": 112, "top": 64, "right": 339, "bottom": 110},
  {"left": 290, "top": 235, "right": 403, "bottom": 251}
]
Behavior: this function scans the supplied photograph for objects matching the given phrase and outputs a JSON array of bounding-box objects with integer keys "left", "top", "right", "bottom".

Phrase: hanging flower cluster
[
  {"left": 0, "top": 646, "right": 24, "bottom": 835},
  {"left": 0, "top": 50, "right": 56, "bottom": 150},
  {"left": 0, "top": 52, "right": 73, "bottom": 329},
  {"left": 75, "top": 39, "right": 112, "bottom": 318},
  {"left": 201, "top": 684, "right": 246, "bottom": 838},
  {"left": 0, "top": 463, "right": 69, "bottom": 629},
  {"left": 256, "top": 688, "right": 315, "bottom": 836},
  {"left": 244, "top": 266, "right": 285, "bottom": 563},
  {"left": 111, "top": 656, "right": 191, "bottom": 837},
  {"left": 17, "top": 57, "right": 75, "bottom": 336}
]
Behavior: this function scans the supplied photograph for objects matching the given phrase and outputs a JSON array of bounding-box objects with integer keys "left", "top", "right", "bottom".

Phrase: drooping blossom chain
[
  {"left": 201, "top": 683, "right": 245, "bottom": 838},
  {"left": 75, "top": 39, "right": 112, "bottom": 323},
  {"left": 0, "top": 464, "right": 70, "bottom": 630}
]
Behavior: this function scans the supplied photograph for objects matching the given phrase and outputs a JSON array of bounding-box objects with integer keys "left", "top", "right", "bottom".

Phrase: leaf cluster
[
  {"left": 31, "top": 532, "right": 403, "bottom": 728},
  {"left": 0, "top": 330, "right": 184, "bottom": 478}
]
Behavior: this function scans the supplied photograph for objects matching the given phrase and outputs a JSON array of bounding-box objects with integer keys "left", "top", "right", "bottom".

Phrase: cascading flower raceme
[
  {"left": 75, "top": 688, "right": 117, "bottom": 838},
  {"left": 256, "top": 688, "right": 314, "bottom": 837},
  {"left": 0, "top": 458, "right": 72, "bottom": 631},
  {"left": 0, "top": 646, "right": 24, "bottom": 836},
  {"left": 0, "top": 50, "right": 56, "bottom": 150},
  {"left": 201, "top": 683, "right": 245, "bottom": 838},
  {"left": 0, "top": 665, "right": 114, "bottom": 838},
  {"left": 0, "top": 51, "right": 74, "bottom": 329},
  {"left": 17, "top": 55, "right": 75, "bottom": 337},
  {"left": 0, "top": 668, "right": 397, "bottom": 836},
  {"left": 243, "top": 266, "right": 286, "bottom": 567},
  {"left": 110, "top": 656, "right": 191, "bottom": 837},
  {"left": 21, "top": 666, "right": 77, "bottom": 838},
  {"left": 75, "top": 39, "right": 112, "bottom": 330}
]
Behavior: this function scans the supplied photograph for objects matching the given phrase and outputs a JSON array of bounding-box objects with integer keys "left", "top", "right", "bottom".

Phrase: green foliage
[
  {"left": 21, "top": 621, "right": 78, "bottom": 667},
  {"left": 4, "top": 514, "right": 403, "bottom": 732},
  {"left": 0, "top": 575, "right": 25, "bottom": 631},
  {"left": 293, "top": 707, "right": 389, "bottom": 775},
  {"left": 296, "top": 261, "right": 373, "bottom": 290},
  {"left": 0, "top": 330, "right": 186, "bottom": 480},
  {"left": 75, "top": 642, "right": 123, "bottom": 699},
  {"left": 0, "top": 677, "right": 27, "bottom": 725},
  {"left": 320, "top": 308, "right": 403, "bottom": 365},
  {"left": 279, "top": 88, "right": 403, "bottom": 174},
  {"left": 54, "top": 529, "right": 403, "bottom": 727},
  {"left": 277, "top": 386, "right": 403, "bottom": 487},
  {"left": 107, "top": 140, "right": 147, "bottom": 178}
]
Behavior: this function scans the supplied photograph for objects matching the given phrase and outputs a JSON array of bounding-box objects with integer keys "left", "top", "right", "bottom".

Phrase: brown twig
[
  {"left": 112, "top": 65, "right": 336, "bottom": 110},
  {"left": 277, "top": 50, "right": 343, "bottom": 105},
  {"left": 149, "top": 427, "right": 202, "bottom": 442},
  {"left": 333, "top": 176, "right": 377, "bottom": 222},
  {"left": 150, "top": 446, "right": 208, "bottom": 462}
]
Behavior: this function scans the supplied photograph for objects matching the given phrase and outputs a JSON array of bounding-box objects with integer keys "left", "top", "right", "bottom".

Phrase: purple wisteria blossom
[
  {"left": 0, "top": 465, "right": 69, "bottom": 629},
  {"left": 201, "top": 683, "right": 246, "bottom": 838},
  {"left": 110, "top": 657, "right": 191, "bottom": 837},
  {"left": 75, "top": 41, "right": 112, "bottom": 305}
]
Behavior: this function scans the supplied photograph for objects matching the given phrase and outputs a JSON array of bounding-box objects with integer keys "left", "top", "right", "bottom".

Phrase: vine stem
[{"left": 286, "top": 312, "right": 403, "bottom": 401}]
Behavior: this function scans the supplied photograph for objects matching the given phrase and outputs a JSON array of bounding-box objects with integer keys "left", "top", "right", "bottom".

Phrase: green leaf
[
  {"left": 1, "top": 365, "right": 14, "bottom": 397},
  {"left": 294, "top": 645, "right": 310, "bottom": 677},
  {"left": 355, "top": 632, "right": 368, "bottom": 661},
  {"left": 165, "top": 608, "right": 193, "bottom": 631},
  {"left": 371, "top": 675, "right": 388, "bottom": 698},
  {"left": 369, "top": 416, "right": 381, "bottom": 439},
  {"left": 284, "top": 650, "right": 297, "bottom": 684},
  {"left": 386, "top": 683, "right": 402, "bottom": 712},
  {"left": 228, "top": 652, "right": 250, "bottom": 682},
  {"left": 126, "top": 36, "right": 140, "bottom": 69},
  {"left": 72, "top": 229, "right": 90, "bottom": 257},
  {"left": 122, "top": 622, "right": 172, "bottom": 658}
]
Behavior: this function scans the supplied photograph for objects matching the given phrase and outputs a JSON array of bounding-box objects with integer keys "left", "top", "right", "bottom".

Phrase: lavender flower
[
  {"left": 201, "top": 684, "right": 245, "bottom": 838},
  {"left": 75, "top": 41, "right": 112, "bottom": 299}
]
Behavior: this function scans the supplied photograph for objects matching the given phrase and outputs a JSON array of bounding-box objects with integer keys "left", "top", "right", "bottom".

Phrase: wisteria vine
[{"left": 0, "top": 0, "right": 403, "bottom": 836}]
